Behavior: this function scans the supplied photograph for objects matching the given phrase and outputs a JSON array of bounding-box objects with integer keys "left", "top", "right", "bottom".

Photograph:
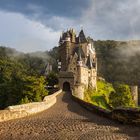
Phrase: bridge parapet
[
  {"left": 0, "top": 89, "right": 62, "bottom": 122},
  {"left": 72, "top": 91, "right": 140, "bottom": 125}
]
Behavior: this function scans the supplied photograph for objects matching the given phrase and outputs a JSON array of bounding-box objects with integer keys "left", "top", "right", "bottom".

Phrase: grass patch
[
  {"left": 84, "top": 81, "right": 135, "bottom": 110},
  {"left": 84, "top": 80, "right": 114, "bottom": 110}
]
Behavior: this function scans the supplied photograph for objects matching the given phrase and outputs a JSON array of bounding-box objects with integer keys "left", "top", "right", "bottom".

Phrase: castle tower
[
  {"left": 78, "top": 30, "right": 87, "bottom": 43},
  {"left": 59, "top": 31, "right": 71, "bottom": 71},
  {"left": 69, "top": 28, "right": 76, "bottom": 43},
  {"left": 77, "top": 46, "right": 83, "bottom": 84},
  {"left": 73, "top": 46, "right": 85, "bottom": 99},
  {"left": 130, "top": 86, "right": 138, "bottom": 106},
  {"left": 58, "top": 28, "right": 97, "bottom": 99}
]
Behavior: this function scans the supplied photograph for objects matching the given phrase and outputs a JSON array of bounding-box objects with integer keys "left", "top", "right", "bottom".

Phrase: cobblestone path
[{"left": 0, "top": 92, "right": 140, "bottom": 140}]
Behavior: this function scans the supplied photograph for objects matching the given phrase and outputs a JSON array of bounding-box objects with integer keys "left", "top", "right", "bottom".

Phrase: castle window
[{"left": 89, "top": 72, "right": 91, "bottom": 77}]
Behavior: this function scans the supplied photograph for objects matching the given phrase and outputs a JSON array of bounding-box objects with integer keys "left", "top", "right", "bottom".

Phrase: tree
[
  {"left": 0, "top": 56, "right": 48, "bottom": 109},
  {"left": 21, "top": 76, "right": 48, "bottom": 103},
  {"left": 0, "top": 59, "right": 26, "bottom": 108},
  {"left": 20, "top": 96, "right": 30, "bottom": 104},
  {"left": 18, "top": 54, "right": 46, "bottom": 76},
  {"left": 46, "top": 47, "right": 59, "bottom": 72},
  {"left": 84, "top": 81, "right": 114, "bottom": 109},
  {"left": 109, "top": 83, "right": 135, "bottom": 108},
  {"left": 46, "top": 72, "right": 58, "bottom": 87}
]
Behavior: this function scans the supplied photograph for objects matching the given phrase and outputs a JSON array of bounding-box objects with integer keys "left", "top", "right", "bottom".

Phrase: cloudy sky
[{"left": 0, "top": 0, "right": 140, "bottom": 52}]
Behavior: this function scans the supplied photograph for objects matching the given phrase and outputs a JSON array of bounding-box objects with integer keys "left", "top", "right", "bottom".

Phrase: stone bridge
[{"left": 0, "top": 92, "right": 139, "bottom": 140}]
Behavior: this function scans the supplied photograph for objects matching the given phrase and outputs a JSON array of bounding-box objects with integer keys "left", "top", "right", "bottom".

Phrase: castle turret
[
  {"left": 73, "top": 46, "right": 85, "bottom": 99},
  {"left": 77, "top": 46, "right": 83, "bottom": 84},
  {"left": 69, "top": 28, "right": 76, "bottom": 43},
  {"left": 65, "top": 32, "right": 71, "bottom": 42},
  {"left": 59, "top": 31, "right": 71, "bottom": 71},
  {"left": 78, "top": 29, "right": 87, "bottom": 43},
  {"left": 86, "top": 54, "right": 97, "bottom": 89},
  {"left": 77, "top": 46, "right": 83, "bottom": 66}
]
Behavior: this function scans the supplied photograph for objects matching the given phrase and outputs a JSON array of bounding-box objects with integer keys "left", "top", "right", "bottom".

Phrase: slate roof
[
  {"left": 77, "top": 46, "right": 82, "bottom": 61},
  {"left": 73, "top": 46, "right": 85, "bottom": 59},
  {"left": 78, "top": 30, "right": 88, "bottom": 43},
  {"left": 86, "top": 54, "right": 94, "bottom": 69}
]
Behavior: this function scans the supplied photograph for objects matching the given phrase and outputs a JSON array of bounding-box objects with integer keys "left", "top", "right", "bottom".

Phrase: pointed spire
[
  {"left": 79, "top": 29, "right": 84, "bottom": 35},
  {"left": 79, "top": 29, "right": 87, "bottom": 43},
  {"left": 86, "top": 54, "right": 94, "bottom": 69},
  {"left": 77, "top": 46, "right": 82, "bottom": 61}
]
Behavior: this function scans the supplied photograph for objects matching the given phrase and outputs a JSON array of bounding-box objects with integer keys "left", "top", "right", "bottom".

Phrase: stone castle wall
[
  {"left": 58, "top": 71, "right": 74, "bottom": 90},
  {"left": 130, "top": 86, "right": 138, "bottom": 106},
  {"left": 72, "top": 93, "right": 140, "bottom": 125},
  {"left": 0, "top": 90, "right": 62, "bottom": 122},
  {"left": 73, "top": 84, "right": 85, "bottom": 99},
  {"left": 79, "top": 67, "right": 89, "bottom": 87}
]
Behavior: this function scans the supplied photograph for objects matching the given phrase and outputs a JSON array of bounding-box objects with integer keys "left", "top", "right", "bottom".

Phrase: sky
[{"left": 0, "top": 0, "right": 140, "bottom": 52}]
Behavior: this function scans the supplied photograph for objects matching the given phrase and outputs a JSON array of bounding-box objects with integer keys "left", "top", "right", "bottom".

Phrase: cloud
[
  {"left": 80, "top": 0, "right": 140, "bottom": 40},
  {"left": 117, "top": 40, "right": 140, "bottom": 58},
  {"left": 0, "top": 0, "right": 140, "bottom": 52},
  {"left": 0, "top": 0, "right": 90, "bottom": 18},
  {"left": 0, "top": 11, "right": 60, "bottom": 52}
]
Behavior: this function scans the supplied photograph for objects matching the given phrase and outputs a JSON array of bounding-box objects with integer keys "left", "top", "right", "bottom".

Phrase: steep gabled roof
[
  {"left": 86, "top": 54, "right": 94, "bottom": 69},
  {"left": 77, "top": 46, "right": 82, "bottom": 61},
  {"left": 78, "top": 30, "right": 87, "bottom": 43},
  {"left": 73, "top": 46, "right": 85, "bottom": 59},
  {"left": 59, "top": 36, "right": 62, "bottom": 43}
]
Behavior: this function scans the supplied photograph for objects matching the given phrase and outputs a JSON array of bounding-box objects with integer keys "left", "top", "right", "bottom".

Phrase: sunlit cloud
[
  {"left": 0, "top": 0, "right": 140, "bottom": 52},
  {"left": 0, "top": 11, "right": 60, "bottom": 52}
]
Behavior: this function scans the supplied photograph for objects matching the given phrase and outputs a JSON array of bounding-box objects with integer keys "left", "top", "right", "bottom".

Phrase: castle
[{"left": 58, "top": 29, "right": 97, "bottom": 99}]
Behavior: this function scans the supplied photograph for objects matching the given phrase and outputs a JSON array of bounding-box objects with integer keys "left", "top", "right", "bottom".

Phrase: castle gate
[
  {"left": 58, "top": 71, "right": 74, "bottom": 92},
  {"left": 63, "top": 82, "right": 71, "bottom": 91}
]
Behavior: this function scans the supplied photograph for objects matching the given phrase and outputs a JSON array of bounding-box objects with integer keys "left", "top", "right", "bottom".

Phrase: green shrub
[
  {"left": 0, "top": 58, "right": 48, "bottom": 109},
  {"left": 84, "top": 81, "right": 135, "bottom": 110},
  {"left": 84, "top": 81, "right": 114, "bottom": 109},
  {"left": 46, "top": 72, "right": 58, "bottom": 87},
  {"left": 109, "top": 83, "right": 135, "bottom": 108},
  {"left": 20, "top": 96, "right": 30, "bottom": 104}
]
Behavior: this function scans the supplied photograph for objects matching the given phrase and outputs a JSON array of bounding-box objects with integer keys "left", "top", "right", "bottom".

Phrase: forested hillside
[
  {"left": 94, "top": 40, "right": 140, "bottom": 86},
  {"left": 0, "top": 40, "right": 140, "bottom": 109},
  {"left": 0, "top": 47, "right": 56, "bottom": 109},
  {"left": 47, "top": 40, "right": 140, "bottom": 86}
]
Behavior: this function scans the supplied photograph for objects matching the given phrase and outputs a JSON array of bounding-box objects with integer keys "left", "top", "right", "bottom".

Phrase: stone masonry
[{"left": 58, "top": 29, "right": 97, "bottom": 99}]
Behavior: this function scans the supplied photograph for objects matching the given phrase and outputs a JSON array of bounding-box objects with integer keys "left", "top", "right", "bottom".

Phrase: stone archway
[{"left": 63, "top": 82, "right": 71, "bottom": 92}]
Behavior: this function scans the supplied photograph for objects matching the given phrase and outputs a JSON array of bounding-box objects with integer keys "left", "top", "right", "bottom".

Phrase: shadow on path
[{"left": 61, "top": 91, "right": 140, "bottom": 138}]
